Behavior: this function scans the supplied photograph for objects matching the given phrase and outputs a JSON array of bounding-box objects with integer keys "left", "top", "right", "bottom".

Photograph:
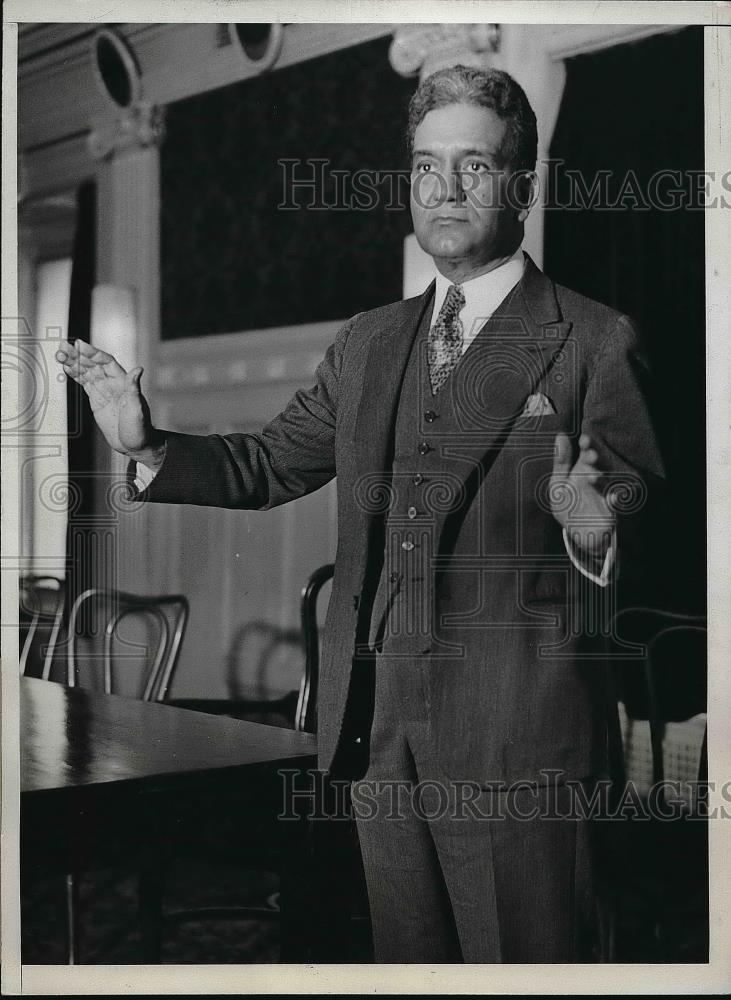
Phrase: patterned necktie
[{"left": 427, "top": 283, "right": 466, "bottom": 394}]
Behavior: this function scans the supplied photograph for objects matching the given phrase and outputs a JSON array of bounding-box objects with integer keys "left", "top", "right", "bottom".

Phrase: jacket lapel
[
  {"left": 432, "top": 255, "right": 573, "bottom": 567},
  {"left": 353, "top": 255, "right": 571, "bottom": 488},
  {"left": 353, "top": 280, "right": 435, "bottom": 477},
  {"left": 348, "top": 256, "right": 569, "bottom": 594},
  {"left": 444, "top": 254, "right": 572, "bottom": 455}
]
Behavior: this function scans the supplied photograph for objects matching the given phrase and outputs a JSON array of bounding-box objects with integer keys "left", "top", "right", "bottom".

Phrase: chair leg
[{"left": 65, "top": 871, "right": 80, "bottom": 964}]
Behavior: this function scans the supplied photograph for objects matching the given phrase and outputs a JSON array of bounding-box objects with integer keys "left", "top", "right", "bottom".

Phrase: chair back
[
  {"left": 19, "top": 575, "right": 65, "bottom": 679},
  {"left": 67, "top": 588, "right": 189, "bottom": 702},
  {"left": 296, "top": 563, "right": 334, "bottom": 733},
  {"left": 646, "top": 613, "right": 707, "bottom": 786},
  {"left": 612, "top": 607, "right": 707, "bottom": 788},
  {"left": 226, "top": 620, "right": 303, "bottom": 703}
]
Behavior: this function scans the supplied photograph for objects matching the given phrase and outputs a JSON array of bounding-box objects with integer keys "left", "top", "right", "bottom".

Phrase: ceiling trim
[
  {"left": 19, "top": 22, "right": 394, "bottom": 152},
  {"left": 541, "top": 23, "right": 683, "bottom": 60}
]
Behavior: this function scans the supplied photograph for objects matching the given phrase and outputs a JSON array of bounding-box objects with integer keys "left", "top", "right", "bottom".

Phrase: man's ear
[{"left": 514, "top": 170, "right": 540, "bottom": 222}]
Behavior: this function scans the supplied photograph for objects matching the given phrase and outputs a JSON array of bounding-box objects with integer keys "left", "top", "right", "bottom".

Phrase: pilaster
[{"left": 88, "top": 101, "right": 166, "bottom": 591}]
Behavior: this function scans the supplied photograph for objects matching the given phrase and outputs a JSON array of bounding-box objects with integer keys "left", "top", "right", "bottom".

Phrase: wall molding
[
  {"left": 23, "top": 134, "right": 94, "bottom": 199},
  {"left": 152, "top": 320, "right": 342, "bottom": 393}
]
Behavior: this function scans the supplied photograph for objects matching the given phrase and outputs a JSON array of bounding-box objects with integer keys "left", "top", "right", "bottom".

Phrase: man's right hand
[{"left": 55, "top": 338, "right": 166, "bottom": 472}]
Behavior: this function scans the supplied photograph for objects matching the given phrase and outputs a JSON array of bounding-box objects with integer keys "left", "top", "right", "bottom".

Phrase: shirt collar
[{"left": 432, "top": 246, "right": 526, "bottom": 337}]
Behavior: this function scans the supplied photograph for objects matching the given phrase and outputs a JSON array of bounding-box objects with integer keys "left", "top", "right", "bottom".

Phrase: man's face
[{"left": 410, "top": 102, "right": 519, "bottom": 272}]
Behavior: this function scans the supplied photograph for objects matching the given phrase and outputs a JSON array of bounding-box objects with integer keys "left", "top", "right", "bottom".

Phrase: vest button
[
  {"left": 418, "top": 441, "right": 431, "bottom": 455},
  {"left": 424, "top": 410, "right": 438, "bottom": 423},
  {"left": 412, "top": 473, "right": 424, "bottom": 486},
  {"left": 407, "top": 506, "right": 418, "bottom": 519},
  {"left": 401, "top": 540, "right": 415, "bottom": 551}
]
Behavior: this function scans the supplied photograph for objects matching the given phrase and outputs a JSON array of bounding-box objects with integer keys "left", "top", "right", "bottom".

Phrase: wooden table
[{"left": 20, "top": 677, "right": 318, "bottom": 962}]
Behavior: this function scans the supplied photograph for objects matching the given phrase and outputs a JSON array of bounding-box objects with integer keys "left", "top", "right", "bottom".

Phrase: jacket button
[
  {"left": 407, "top": 506, "right": 418, "bottom": 519},
  {"left": 418, "top": 441, "right": 431, "bottom": 455},
  {"left": 412, "top": 473, "right": 424, "bottom": 486},
  {"left": 424, "top": 410, "right": 438, "bottom": 423},
  {"left": 401, "top": 540, "right": 415, "bottom": 551}
]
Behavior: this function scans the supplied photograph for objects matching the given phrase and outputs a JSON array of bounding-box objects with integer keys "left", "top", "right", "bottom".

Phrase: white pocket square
[{"left": 519, "top": 392, "right": 557, "bottom": 418}]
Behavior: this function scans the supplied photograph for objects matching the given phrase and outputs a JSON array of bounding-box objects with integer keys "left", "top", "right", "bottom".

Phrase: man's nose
[{"left": 445, "top": 167, "right": 466, "bottom": 204}]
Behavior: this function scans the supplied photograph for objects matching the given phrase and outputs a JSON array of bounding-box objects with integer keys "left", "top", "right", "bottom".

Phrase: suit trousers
[{"left": 351, "top": 653, "right": 601, "bottom": 963}]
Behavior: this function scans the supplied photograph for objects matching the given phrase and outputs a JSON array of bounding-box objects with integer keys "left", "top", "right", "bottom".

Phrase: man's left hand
[{"left": 550, "top": 432, "right": 616, "bottom": 560}]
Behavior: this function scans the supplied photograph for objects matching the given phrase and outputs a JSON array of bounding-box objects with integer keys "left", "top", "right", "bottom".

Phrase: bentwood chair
[
  {"left": 67, "top": 588, "right": 189, "bottom": 702},
  {"left": 172, "top": 565, "right": 335, "bottom": 728},
  {"left": 598, "top": 608, "right": 708, "bottom": 962},
  {"left": 142, "top": 564, "right": 339, "bottom": 962},
  {"left": 19, "top": 575, "right": 65, "bottom": 680},
  {"left": 295, "top": 562, "right": 334, "bottom": 733},
  {"left": 62, "top": 587, "right": 189, "bottom": 963}
]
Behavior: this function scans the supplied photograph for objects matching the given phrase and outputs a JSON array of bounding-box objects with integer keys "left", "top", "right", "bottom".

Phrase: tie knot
[{"left": 442, "top": 283, "right": 465, "bottom": 318}]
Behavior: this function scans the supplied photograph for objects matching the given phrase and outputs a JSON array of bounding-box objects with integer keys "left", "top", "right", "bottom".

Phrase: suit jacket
[{"left": 137, "top": 255, "right": 665, "bottom": 784}]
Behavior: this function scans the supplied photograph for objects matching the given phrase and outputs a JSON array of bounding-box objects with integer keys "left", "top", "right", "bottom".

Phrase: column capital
[
  {"left": 389, "top": 24, "right": 500, "bottom": 81},
  {"left": 88, "top": 101, "right": 166, "bottom": 162}
]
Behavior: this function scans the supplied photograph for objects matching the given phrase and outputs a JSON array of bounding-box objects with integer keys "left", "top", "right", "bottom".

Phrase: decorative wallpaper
[{"left": 160, "top": 36, "right": 417, "bottom": 339}]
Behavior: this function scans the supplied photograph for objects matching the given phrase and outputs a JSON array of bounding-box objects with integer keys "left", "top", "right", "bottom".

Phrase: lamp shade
[{"left": 90, "top": 284, "right": 137, "bottom": 371}]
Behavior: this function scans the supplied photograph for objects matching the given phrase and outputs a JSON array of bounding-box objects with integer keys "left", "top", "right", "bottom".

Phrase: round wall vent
[
  {"left": 91, "top": 28, "right": 142, "bottom": 108},
  {"left": 229, "top": 23, "right": 284, "bottom": 72}
]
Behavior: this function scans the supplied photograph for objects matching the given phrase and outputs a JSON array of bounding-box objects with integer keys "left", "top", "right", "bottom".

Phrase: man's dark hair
[{"left": 407, "top": 65, "right": 538, "bottom": 174}]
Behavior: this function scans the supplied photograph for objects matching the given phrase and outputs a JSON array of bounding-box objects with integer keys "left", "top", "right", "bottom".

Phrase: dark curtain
[
  {"left": 545, "top": 29, "right": 706, "bottom": 728},
  {"left": 64, "top": 180, "right": 97, "bottom": 629},
  {"left": 160, "top": 35, "right": 417, "bottom": 339},
  {"left": 545, "top": 27, "right": 705, "bottom": 617}
]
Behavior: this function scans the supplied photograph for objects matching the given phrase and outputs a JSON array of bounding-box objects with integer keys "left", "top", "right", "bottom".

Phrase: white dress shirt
[
  {"left": 430, "top": 245, "right": 526, "bottom": 353},
  {"left": 136, "top": 246, "right": 615, "bottom": 586}
]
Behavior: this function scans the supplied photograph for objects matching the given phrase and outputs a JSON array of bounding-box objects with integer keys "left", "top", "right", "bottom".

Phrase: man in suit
[{"left": 57, "top": 66, "right": 664, "bottom": 963}]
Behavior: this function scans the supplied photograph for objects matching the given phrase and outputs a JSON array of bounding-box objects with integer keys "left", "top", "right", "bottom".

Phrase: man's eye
[
  {"left": 466, "top": 161, "right": 488, "bottom": 173},
  {"left": 415, "top": 162, "right": 432, "bottom": 172}
]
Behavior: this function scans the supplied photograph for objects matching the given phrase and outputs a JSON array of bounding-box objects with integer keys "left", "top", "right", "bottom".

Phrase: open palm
[
  {"left": 55, "top": 338, "right": 153, "bottom": 457},
  {"left": 550, "top": 431, "right": 616, "bottom": 558}
]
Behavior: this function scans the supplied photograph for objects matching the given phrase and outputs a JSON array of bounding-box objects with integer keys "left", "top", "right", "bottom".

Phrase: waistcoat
[{"left": 368, "top": 293, "right": 478, "bottom": 655}]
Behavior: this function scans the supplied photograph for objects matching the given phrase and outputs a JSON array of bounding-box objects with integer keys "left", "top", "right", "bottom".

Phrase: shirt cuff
[
  {"left": 562, "top": 526, "right": 617, "bottom": 587},
  {"left": 133, "top": 461, "right": 158, "bottom": 494}
]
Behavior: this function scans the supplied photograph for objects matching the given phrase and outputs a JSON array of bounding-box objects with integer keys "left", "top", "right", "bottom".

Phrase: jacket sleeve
[
  {"left": 128, "top": 314, "right": 360, "bottom": 510},
  {"left": 580, "top": 313, "right": 666, "bottom": 593}
]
